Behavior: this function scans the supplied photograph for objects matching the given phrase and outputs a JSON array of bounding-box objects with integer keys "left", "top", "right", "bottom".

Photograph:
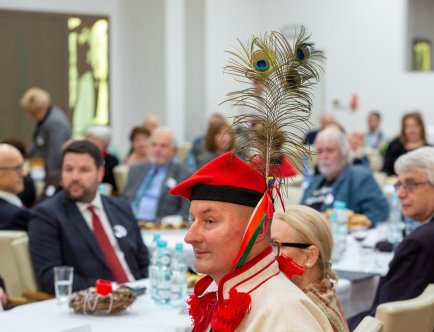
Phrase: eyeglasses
[
  {"left": 393, "top": 180, "right": 431, "bottom": 193},
  {"left": 271, "top": 240, "right": 311, "bottom": 255},
  {"left": 0, "top": 163, "right": 24, "bottom": 172}
]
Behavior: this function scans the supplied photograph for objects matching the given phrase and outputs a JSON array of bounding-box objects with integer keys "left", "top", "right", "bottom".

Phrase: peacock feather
[
  {"left": 222, "top": 28, "right": 325, "bottom": 270},
  {"left": 223, "top": 27, "right": 325, "bottom": 183}
]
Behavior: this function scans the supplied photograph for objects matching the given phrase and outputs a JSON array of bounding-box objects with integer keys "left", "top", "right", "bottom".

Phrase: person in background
[
  {"left": 196, "top": 119, "right": 234, "bottom": 168},
  {"left": 0, "top": 276, "right": 8, "bottom": 309},
  {"left": 86, "top": 125, "right": 119, "bottom": 193},
  {"left": 29, "top": 140, "right": 149, "bottom": 294},
  {"left": 125, "top": 126, "right": 151, "bottom": 167},
  {"left": 348, "top": 147, "right": 434, "bottom": 329},
  {"left": 249, "top": 123, "right": 298, "bottom": 177},
  {"left": 365, "top": 111, "right": 386, "bottom": 149},
  {"left": 183, "top": 113, "right": 225, "bottom": 171},
  {"left": 382, "top": 111, "right": 429, "bottom": 176},
  {"left": 271, "top": 205, "right": 349, "bottom": 332},
  {"left": 19, "top": 87, "right": 72, "bottom": 179},
  {"left": 170, "top": 152, "right": 333, "bottom": 331},
  {"left": 0, "top": 144, "right": 30, "bottom": 231},
  {"left": 124, "top": 127, "right": 192, "bottom": 222},
  {"left": 348, "top": 129, "right": 369, "bottom": 167},
  {"left": 303, "top": 113, "right": 335, "bottom": 145},
  {"left": 142, "top": 114, "right": 159, "bottom": 133},
  {"left": 301, "top": 128, "right": 389, "bottom": 226},
  {"left": 1, "top": 138, "right": 36, "bottom": 208}
]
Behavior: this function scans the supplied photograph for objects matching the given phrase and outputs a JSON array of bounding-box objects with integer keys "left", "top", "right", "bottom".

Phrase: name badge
[
  {"left": 324, "top": 193, "right": 334, "bottom": 205},
  {"left": 113, "top": 225, "right": 127, "bottom": 238},
  {"left": 166, "top": 177, "right": 177, "bottom": 189}
]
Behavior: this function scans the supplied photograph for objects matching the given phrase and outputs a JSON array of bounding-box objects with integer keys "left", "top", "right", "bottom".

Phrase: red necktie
[{"left": 87, "top": 205, "right": 129, "bottom": 283}]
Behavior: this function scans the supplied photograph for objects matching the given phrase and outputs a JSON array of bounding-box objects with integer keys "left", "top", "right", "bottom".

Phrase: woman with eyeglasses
[{"left": 271, "top": 205, "right": 349, "bottom": 332}]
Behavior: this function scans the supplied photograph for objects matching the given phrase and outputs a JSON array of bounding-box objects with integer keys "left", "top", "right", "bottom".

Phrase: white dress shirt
[
  {"left": 76, "top": 193, "right": 134, "bottom": 281},
  {"left": 0, "top": 190, "right": 23, "bottom": 207}
]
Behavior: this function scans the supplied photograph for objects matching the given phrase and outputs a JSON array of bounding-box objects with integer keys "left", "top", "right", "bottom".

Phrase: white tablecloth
[{"left": 1, "top": 280, "right": 191, "bottom": 332}]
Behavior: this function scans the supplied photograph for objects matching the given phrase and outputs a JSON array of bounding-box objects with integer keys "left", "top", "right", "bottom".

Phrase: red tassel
[
  {"left": 276, "top": 254, "right": 305, "bottom": 279},
  {"left": 188, "top": 292, "right": 218, "bottom": 332},
  {"left": 211, "top": 289, "right": 251, "bottom": 332}
]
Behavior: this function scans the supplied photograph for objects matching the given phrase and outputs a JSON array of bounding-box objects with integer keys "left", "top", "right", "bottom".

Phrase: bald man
[{"left": 0, "top": 144, "right": 30, "bottom": 231}]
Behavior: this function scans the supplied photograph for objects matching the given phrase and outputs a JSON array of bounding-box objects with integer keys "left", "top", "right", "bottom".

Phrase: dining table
[{"left": 0, "top": 279, "right": 192, "bottom": 332}]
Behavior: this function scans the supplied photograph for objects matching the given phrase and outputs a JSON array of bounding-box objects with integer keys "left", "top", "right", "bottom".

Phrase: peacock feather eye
[
  {"left": 286, "top": 69, "right": 301, "bottom": 89},
  {"left": 295, "top": 44, "right": 312, "bottom": 61},
  {"left": 250, "top": 50, "right": 273, "bottom": 75}
]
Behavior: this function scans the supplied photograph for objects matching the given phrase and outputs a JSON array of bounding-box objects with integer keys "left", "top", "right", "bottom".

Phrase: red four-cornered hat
[{"left": 170, "top": 152, "right": 266, "bottom": 207}]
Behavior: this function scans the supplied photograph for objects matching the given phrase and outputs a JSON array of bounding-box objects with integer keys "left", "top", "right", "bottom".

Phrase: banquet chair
[
  {"left": 353, "top": 316, "right": 383, "bottom": 332},
  {"left": 177, "top": 141, "right": 191, "bottom": 163},
  {"left": 11, "top": 236, "right": 51, "bottom": 301},
  {"left": 374, "top": 284, "right": 434, "bottom": 332},
  {"left": 113, "top": 164, "right": 129, "bottom": 195},
  {"left": 0, "top": 231, "right": 52, "bottom": 304},
  {"left": 0, "top": 230, "right": 28, "bottom": 298}
]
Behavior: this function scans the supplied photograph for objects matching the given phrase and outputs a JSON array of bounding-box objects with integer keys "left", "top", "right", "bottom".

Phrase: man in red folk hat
[{"left": 171, "top": 152, "right": 332, "bottom": 332}]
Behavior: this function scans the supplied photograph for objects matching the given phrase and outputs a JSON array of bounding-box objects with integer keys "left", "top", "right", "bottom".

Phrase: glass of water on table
[{"left": 54, "top": 266, "right": 74, "bottom": 304}]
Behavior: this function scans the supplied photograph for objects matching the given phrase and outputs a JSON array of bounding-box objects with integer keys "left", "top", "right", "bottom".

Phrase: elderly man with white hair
[
  {"left": 348, "top": 146, "right": 434, "bottom": 329},
  {"left": 301, "top": 127, "right": 389, "bottom": 226},
  {"left": 124, "top": 127, "right": 192, "bottom": 222}
]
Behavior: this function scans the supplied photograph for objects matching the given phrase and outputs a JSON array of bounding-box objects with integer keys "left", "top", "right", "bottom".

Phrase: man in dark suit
[
  {"left": 29, "top": 140, "right": 149, "bottom": 294},
  {"left": 0, "top": 144, "right": 30, "bottom": 231},
  {"left": 124, "top": 127, "right": 192, "bottom": 222},
  {"left": 348, "top": 147, "right": 434, "bottom": 330}
]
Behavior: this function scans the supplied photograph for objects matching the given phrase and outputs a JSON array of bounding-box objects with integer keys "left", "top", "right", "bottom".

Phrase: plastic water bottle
[
  {"left": 387, "top": 192, "right": 403, "bottom": 244},
  {"left": 149, "top": 232, "right": 161, "bottom": 257},
  {"left": 148, "top": 236, "right": 162, "bottom": 302},
  {"left": 155, "top": 239, "right": 172, "bottom": 305},
  {"left": 330, "top": 200, "right": 348, "bottom": 263},
  {"left": 170, "top": 243, "right": 188, "bottom": 307}
]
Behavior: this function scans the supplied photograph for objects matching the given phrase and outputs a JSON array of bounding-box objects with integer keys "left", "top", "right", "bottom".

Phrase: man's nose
[{"left": 184, "top": 221, "right": 200, "bottom": 244}]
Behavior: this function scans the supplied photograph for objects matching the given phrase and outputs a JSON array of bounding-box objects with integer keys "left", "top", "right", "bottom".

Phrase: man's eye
[{"left": 205, "top": 219, "right": 214, "bottom": 225}]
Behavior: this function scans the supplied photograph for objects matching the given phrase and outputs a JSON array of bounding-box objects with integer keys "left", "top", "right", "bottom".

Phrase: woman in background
[
  {"left": 271, "top": 205, "right": 349, "bottom": 332},
  {"left": 382, "top": 112, "right": 429, "bottom": 176},
  {"left": 196, "top": 119, "right": 233, "bottom": 168},
  {"left": 125, "top": 126, "right": 151, "bottom": 167}
]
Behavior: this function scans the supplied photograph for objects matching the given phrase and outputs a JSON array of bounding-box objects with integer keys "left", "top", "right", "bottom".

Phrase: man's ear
[
  {"left": 255, "top": 221, "right": 270, "bottom": 241},
  {"left": 305, "top": 245, "right": 319, "bottom": 268}
]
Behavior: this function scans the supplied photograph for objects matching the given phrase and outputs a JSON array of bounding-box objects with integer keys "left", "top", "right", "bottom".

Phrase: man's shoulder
[
  {"left": 0, "top": 198, "right": 23, "bottom": 212},
  {"left": 129, "top": 161, "right": 151, "bottom": 174},
  {"left": 405, "top": 220, "right": 434, "bottom": 245},
  {"left": 34, "top": 190, "right": 67, "bottom": 212}
]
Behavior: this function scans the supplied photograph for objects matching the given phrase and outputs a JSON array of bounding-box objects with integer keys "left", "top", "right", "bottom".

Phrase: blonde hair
[
  {"left": 19, "top": 87, "right": 51, "bottom": 113},
  {"left": 273, "top": 205, "right": 334, "bottom": 277}
]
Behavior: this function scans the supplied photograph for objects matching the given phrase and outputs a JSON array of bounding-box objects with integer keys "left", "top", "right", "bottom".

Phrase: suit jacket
[
  {"left": 348, "top": 217, "right": 434, "bottom": 329},
  {"left": 301, "top": 165, "right": 389, "bottom": 226},
  {"left": 27, "top": 105, "right": 72, "bottom": 175},
  {"left": 0, "top": 198, "right": 30, "bottom": 231},
  {"left": 29, "top": 190, "right": 149, "bottom": 294},
  {"left": 124, "top": 161, "right": 192, "bottom": 221}
]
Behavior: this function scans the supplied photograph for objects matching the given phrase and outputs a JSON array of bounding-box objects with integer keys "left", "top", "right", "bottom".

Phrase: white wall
[
  {"left": 205, "top": 0, "right": 434, "bottom": 139},
  {"left": 2, "top": 0, "right": 434, "bottom": 151}
]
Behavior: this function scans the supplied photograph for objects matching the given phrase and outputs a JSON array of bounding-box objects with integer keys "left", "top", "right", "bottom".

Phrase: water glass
[{"left": 54, "top": 266, "right": 74, "bottom": 304}]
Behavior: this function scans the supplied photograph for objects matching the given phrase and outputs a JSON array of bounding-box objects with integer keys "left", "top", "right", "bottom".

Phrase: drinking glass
[
  {"left": 54, "top": 266, "right": 74, "bottom": 304},
  {"left": 350, "top": 226, "right": 369, "bottom": 269}
]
